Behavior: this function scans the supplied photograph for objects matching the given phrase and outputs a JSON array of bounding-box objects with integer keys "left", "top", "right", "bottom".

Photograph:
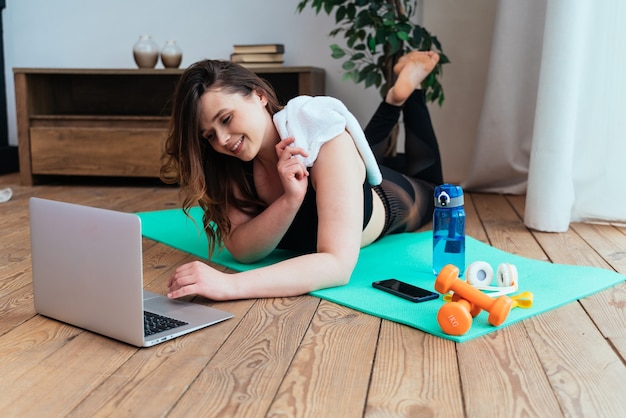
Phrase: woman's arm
[
  {"left": 224, "top": 194, "right": 301, "bottom": 263},
  {"left": 223, "top": 138, "right": 309, "bottom": 263},
  {"left": 168, "top": 131, "right": 367, "bottom": 299}
]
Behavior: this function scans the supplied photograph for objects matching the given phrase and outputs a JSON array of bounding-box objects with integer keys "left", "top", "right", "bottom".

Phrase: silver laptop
[{"left": 29, "top": 197, "right": 233, "bottom": 347}]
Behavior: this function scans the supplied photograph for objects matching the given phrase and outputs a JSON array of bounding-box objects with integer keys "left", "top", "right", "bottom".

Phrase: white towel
[{"left": 273, "top": 95, "right": 382, "bottom": 185}]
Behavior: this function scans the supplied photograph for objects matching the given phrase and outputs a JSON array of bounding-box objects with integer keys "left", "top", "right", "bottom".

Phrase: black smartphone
[{"left": 372, "top": 279, "right": 439, "bottom": 303}]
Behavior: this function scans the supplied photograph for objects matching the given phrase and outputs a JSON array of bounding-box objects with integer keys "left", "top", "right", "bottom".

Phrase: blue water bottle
[{"left": 433, "top": 184, "right": 466, "bottom": 275}]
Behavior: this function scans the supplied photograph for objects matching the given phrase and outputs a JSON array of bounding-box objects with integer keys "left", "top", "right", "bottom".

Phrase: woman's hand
[
  {"left": 275, "top": 137, "right": 309, "bottom": 201},
  {"left": 167, "top": 261, "right": 234, "bottom": 300}
]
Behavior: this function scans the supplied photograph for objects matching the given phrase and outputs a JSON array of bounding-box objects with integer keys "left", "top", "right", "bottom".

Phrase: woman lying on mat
[{"left": 161, "top": 51, "right": 443, "bottom": 300}]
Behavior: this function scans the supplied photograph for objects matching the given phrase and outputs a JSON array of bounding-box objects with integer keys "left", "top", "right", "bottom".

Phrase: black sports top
[{"left": 242, "top": 161, "right": 373, "bottom": 254}]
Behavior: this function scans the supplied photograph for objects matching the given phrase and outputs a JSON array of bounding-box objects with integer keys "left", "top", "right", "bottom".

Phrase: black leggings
[{"left": 364, "top": 90, "right": 442, "bottom": 235}]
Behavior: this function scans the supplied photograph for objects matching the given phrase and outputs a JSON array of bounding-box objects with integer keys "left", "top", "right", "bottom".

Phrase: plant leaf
[
  {"left": 364, "top": 70, "right": 378, "bottom": 88},
  {"left": 324, "top": 0, "right": 334, "bottom": 15},
  {"left": 388, "top": 33, "right": 401, "bottom": 54},
  {"left": 397, "top": 31, "right": 409, "bottom": 41},
  {"left": 351, "top": 52, "right": 365, "bottom": 61},
  {"left": 342, "top": 60, "right": 356, "bottom": 70},
  {"left": 330, "top": 44, "right": 346, "bottom": 59},
  {"left": 367, "top": 35, "right": 377, "bottom": 53}
]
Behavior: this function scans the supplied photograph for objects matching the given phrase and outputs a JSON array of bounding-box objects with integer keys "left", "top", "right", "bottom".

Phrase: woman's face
[{"left": 198, "top": 88, "right": 271, "bottom": 161}]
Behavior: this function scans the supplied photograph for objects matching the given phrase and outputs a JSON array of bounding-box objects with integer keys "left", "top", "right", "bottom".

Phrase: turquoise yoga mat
[{"left": 138, "top": 207, "right": 625, "bottom": 342}]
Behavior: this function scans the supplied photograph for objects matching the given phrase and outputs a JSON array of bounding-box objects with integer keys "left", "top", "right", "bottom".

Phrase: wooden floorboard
[
  {"left": 365, "top": 322, "right": 463, "bottom": 417},
  {"left": 1, "top": 172, "right": 625, "bottom": 417}
]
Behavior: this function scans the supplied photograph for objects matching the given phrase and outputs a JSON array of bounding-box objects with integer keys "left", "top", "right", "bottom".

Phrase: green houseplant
[{"left": 296, "top": 0, "right": 449, "bottom": 105}]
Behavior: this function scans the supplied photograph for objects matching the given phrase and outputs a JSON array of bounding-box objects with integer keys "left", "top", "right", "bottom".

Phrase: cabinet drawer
[{"left": 30, "top": 126, "right": 165, "bottom": 177}]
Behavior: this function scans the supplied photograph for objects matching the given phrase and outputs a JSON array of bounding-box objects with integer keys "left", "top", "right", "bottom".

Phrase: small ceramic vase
[
  {"left": 161, "top": 40, "right": 183, "bottom": 69},
  {"left": 133, "top": 35, "right": 159, "bottom": 69}
]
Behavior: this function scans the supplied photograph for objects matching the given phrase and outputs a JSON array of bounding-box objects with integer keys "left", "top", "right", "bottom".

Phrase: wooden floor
[{"left": 1, "top": 171, "right": 625, "bottom": 418}]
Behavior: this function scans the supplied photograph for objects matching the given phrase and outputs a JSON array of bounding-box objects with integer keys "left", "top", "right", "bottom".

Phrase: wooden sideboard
[{"left": 14, "top": 67, "right": 325, "bottom": 185}]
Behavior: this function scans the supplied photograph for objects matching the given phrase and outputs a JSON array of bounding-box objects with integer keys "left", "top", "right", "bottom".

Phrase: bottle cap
[{"left": 434, "top": 184, "right": 464, "bottom": 208}]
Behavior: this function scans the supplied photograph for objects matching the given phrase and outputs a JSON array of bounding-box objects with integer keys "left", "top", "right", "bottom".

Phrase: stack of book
[{"left": 230, "top": 44, "right": 284, "bottom": 69}]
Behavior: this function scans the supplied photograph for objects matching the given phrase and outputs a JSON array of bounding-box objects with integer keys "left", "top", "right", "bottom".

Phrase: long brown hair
[{"left": 161, "top": 59, "right": 282, "bottom": 257}]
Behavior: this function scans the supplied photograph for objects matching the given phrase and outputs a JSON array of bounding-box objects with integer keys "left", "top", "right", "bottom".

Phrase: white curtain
[
  {"left": 462, "top": 0, "right": 546, "bottom": 194},
  {"left": 463, "top": 0, "right": 626, "bottom": 232},
  {"left": 526, "top": 0, "right": 626, "bottom": 231}
]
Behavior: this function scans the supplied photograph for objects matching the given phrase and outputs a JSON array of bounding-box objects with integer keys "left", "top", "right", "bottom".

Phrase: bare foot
[{"left": 386, "top": 51, "right": 439, "bottom": 106}]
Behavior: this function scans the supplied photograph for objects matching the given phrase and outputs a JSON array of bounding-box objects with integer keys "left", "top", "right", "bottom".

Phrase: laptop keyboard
[{"left": 144, "top": 311, "right": 188, "bottom": 336}]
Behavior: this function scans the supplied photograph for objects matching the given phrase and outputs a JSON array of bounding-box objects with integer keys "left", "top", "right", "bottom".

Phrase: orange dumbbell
[{"left": 435, "top": 264, "right": 513, "bottom": 335}]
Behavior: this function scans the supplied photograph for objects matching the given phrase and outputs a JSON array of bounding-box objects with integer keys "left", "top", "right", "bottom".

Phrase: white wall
[
  {"left": 3, "top": 0, "right": 497, "bottom": 183},
  {"left": 423, "top": 0, "right": 498, "bottom": 183}
]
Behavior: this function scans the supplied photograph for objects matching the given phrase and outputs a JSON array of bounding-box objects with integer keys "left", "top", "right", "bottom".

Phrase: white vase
[
  {"left": 133, "top": 35, "right": 159, "bottom": 69},
  {"left": 161, "top": 40, "right": 183, "bottom": 69}
]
